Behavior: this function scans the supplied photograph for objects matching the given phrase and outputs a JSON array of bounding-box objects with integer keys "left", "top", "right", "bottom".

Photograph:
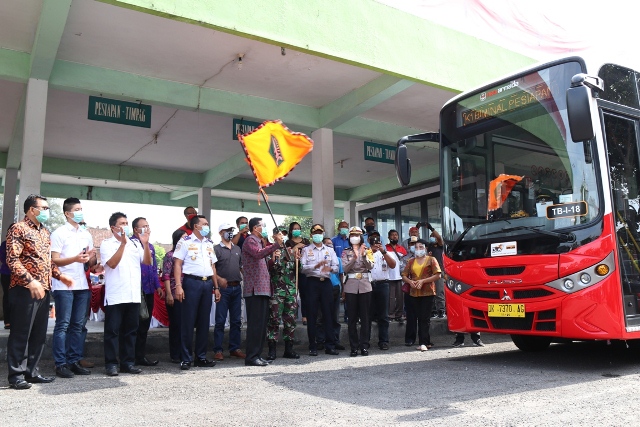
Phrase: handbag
[{"left": 139, "top": 290, "right": 149, "bottom": 320}]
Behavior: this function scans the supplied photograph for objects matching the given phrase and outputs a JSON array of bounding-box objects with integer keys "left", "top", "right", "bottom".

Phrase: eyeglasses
[{"left": 34, "top": 206, "right": 50, "bottom": 211}]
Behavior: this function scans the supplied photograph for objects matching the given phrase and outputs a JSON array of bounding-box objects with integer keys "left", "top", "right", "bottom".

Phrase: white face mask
[{"left": 350, "top": 236, "right": 361, "bottom": 245}]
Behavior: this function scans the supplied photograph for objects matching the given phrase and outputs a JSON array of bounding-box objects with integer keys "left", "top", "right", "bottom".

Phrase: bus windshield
[{"left": 440, "top": 60, "right": 601, "bottom": 258}]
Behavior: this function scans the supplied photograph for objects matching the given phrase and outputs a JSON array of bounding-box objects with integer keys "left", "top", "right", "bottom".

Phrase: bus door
[{"left": 602, "top": 111, "right": 640, "bottom": 326}]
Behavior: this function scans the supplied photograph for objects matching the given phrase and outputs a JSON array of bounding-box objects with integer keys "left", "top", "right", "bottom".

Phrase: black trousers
[
  {"left": 345, "top": 291, "right": 372, "bottom": 351},
  {"left": 104, "top": 302, "right": 140, "bottom": 369},
  {"left": 410, "top": 295, "right": 435, "bottom": 346},
  {"left": 7, "top": 287, "right": 50, "bottom": 383},
  {"left": 166, "top": 299, "right": 182, "bottom": 361},
  {"left": 1, "top": 273, "right": 10, "bottom": 326},
  {"left": 180, "top": 276, "right": 213, "bottom": 362},
  {"left": 316, "top": 285, "right": 342, "bottom": 345},
  {"left": 135, "top": 293, "right": 155, "bottom": 361},
  {"left": 404, "top": 292, "right": 417, "bottom": 344},
  {"left": 245, "top": 295, "right": 270, "bottom": 362},
  {"left": 306, "top": 277, "right": 336, "bottom": 350}
]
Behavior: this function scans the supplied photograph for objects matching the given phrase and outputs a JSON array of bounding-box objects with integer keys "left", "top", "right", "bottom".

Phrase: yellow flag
[{"left": 238, "top": 120, "right": 313, "bottom": 189}]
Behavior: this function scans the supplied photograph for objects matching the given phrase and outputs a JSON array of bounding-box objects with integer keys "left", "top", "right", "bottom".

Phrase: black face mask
[
  {"left": 389, "top": 239, "right": 398, "bottom": 245},
  {"left": 365, "top": 225, "right": 375, "bottom": 233}
]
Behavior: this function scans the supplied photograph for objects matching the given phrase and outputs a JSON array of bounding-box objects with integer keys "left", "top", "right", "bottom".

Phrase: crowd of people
[{"left": 1, "top": 195, "right": 483, "bottom": 390}]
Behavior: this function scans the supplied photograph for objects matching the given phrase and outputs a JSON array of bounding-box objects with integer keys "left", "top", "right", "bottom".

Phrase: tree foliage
[
  {"left": 278, "top": 215, "right": 342, "bottom": 236},
  {"left": 154, "top": 243, "right": 166, "bottom": 267}
]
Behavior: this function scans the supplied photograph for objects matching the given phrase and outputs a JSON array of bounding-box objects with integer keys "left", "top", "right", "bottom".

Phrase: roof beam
[
  {"left": 347, "top": 163, "right": 440, "bottom": 201},
  {"left": 30, "top": 0, "right": 73, "bottom": 80},
  {"left": 319, "top": 75, "right": 414, "bottom": 128},
  {"left": 334, "top": 116, "right": 427, "bottom": 144},
  {"left": 6, "top": 92, "right": 26, "bottom": 170}
]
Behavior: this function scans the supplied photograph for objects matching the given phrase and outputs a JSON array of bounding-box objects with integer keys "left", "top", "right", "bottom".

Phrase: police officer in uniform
[{"left": 173, "top": 215, "right": 221, "bottom": 370}]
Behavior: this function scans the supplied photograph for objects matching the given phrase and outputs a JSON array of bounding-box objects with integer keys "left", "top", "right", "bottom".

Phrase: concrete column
[
  {"left": 2, "top": 168, "right": 19, "bottom": 238},
  {"left": 198, "top": 187, "right": 212, "bottom": 224},
  {"left": 18, "top": 78, "right": 48, "bottom": 210},
  {"left": 343, "top": 200, "right": 357, "bottom": 228},
  {"left": 311, "top": 128, "right": 335, "bottom": 234}
]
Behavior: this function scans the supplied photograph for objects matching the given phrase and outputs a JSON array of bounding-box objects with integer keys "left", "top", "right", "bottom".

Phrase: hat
[
  {"left": 348, "top": 226, "right": 363, "bottom": 235},
  {"left": 410, "top": 235, "right": 418, "bottom": 242},
  {"left": 311, "top": 224, "right": 325, "bottom": 233},
  {"left": 409, "top": 226, "right": 419, "bottom": 233},
  {"left": 369, "top": 229, "right": 380, "bottom": 236},
  {"left": 218, "top": 223, "right": 235, "bottom": 232}
]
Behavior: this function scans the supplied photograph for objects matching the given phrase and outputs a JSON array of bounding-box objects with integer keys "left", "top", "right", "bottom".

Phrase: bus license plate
[{"left": 488, "top": 303, "right": 525, "bottom": 318}]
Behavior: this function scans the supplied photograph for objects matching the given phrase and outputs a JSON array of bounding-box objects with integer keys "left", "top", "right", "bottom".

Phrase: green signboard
[
  {"left": 232, "top": 118, "right": 262, "bottom": 140},
  {"left": 88, "top": 96, "right": 151, "bottom": 128},
  {"left": 364, "top": 141, "right": 395, "bottom": 164}
]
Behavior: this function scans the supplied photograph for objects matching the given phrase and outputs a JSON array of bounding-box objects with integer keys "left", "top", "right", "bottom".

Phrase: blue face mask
[
  {"left": 200, "top": 226, "right": 210, "bottom": 237},
  {"left": 339, "top": 228, "right": 349, "bottom": 236},
  {"left": 71, "top": 211, "right": 84, "bottom": 223},
  {"left": 115, "top": 225, "right": 130, "bottom": 237},
  {"left": 292, "top": 230, "right": 302, "bottom": 238},
  {"left": 410, "top": 246, "right": 416, "bottom": 254},
  {"left": 415, "top": 249, "right": 427, "bottom": 257},
  {"left": 429, "top": 237, "right": 437, "bottom": 244},
  {"left": 312, "top": 234, "right": 324, "bottom": 244},
  {"left": 239, "top": 224, "right": 247, "bottom": 231},
  {"left": 36, "top": 209, "right": 50, "bottom": 223}
]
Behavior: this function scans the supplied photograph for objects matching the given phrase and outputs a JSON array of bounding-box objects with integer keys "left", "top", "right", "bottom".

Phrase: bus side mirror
[
  {"left": 395, "top": 143, "right": 411, "bottom": 187},
  {"left": 566, "top": 74, "right": 604, "bottom": 142}
]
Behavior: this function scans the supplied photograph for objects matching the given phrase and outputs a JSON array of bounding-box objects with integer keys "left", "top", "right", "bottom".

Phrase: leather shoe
[
  {"left": 136, "top": 357, "right": 159, "bottom": 366},
  {"left": 56, "top": 365, "right": 74, "bottom": 378},
  {"left": 309, "top": 349, "right": 318, "bottom": 356},
  {"left": 78, "top": 359, "right": 94, "bottom": 368},
  {"left": 230, "top": 349, "right": 246, "bottom": 359},
  {"left": 214, "top": 352, "right": 224, "bottom": 361},
  {"left": 9, "top": 379, "right": 32, "bottom": 390},
  {"left": 350, "top": 350, "right": 358, "bottom": 357},
  {"left": 121, "top": 365, "right": 142, "bottom": 374},
  {"left": 335, "top": 344, "right": 346, "bottom": 350},
  {"left": 360, "top": 349, "right": 369, "bottom": 356},
  {"left": 244, "top": 358, "right": 268, "bottom": 367},
  {"left": 258, "top": 357, "right": 273, "bottom": 364},
  {"left": 25, "top": 375, "right": 55, "bottom": 384},
  {"left": 325, "top": 348, "right": 339, "bottom": 355},
  {"left": 69, "top": 362, "right": 91, "bottom": 375},
  {"left": 105, "top": 366, "right": 119, "bottom": 376},
  {"left": 180, "top": 362, "right": 191, "bottom": 371},
  {"left": 194, "top": 358, "right": 216, "bottom": 367}
]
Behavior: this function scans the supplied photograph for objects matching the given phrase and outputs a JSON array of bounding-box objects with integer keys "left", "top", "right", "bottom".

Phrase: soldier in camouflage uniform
[{"left": 266, "top": 244, "right": 300, "bottom": 360}]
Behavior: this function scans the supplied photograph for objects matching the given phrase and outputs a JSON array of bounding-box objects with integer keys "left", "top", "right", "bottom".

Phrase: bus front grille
[{"left": 489, "top": 313, "right": 535, "bottom": 330}]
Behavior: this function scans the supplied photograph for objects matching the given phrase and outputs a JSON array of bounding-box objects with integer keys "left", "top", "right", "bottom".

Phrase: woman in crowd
[
  {"left": 341, "top": 227, "right": 374, "bottom": 357},
  {"left": 401, "top": 239, "right": 441, "bottom": 351},
  {"left": 162, "top": 229, "right": 186, "bottom": 363},
  {"left": 286, "top": 222, "right": 310, "bottom": 325}
]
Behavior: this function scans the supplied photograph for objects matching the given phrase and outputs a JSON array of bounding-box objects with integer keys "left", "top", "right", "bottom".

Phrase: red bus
[{"left": 396, "top": 56, "right": 640, "bottom": 351}]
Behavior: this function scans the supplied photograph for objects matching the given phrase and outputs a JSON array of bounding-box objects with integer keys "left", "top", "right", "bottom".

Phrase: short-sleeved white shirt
[
  {"left": 370, "top": 250, "right": 390, "bottom": 282},
  {"left": 173, "top": 234, "right": 217, "bottom": 277},
  {"left": 100, "top": 236, "right": 144, "bottom": 306},
  {"left": 50, "top": 222, "right": 94, "bottom": 291}
]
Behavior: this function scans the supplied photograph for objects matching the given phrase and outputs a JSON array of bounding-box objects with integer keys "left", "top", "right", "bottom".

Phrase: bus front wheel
[{"left": 511, "top": 334, "right": 551, "bottom": 352}]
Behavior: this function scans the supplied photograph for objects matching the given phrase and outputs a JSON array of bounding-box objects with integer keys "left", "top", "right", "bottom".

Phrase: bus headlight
[
  {"left": 447, "top": 279, "right": 455, "bottom": 290},
  {"left": 580, "top": 273, "right": 591, "bottom": 284},
  {"left": 454, "top": 283, "right": 463, "bottom": 293},
  {"left": 563, "top": 279, "right": 575, "bottom": 290}
]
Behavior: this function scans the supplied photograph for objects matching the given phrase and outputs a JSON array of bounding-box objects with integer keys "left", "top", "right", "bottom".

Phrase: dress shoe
[
  {"left": 136, "top": 357, "right": 159, "bottom": 366},
  {"left": 245, "top": 358, "right": 268, "bottom": 367},
  {"left": 25, "top": 375, "right": 55, "bottom": 384},
  {"left": 194, "top": 358, "right": 216, "bottom": 367},
  {"left": 69, "top": 362, "right": 91, "bottom": 375},
  {"left": 180, "top": 362, "right": 191, "bottom": 371},
  {"left": 350, "top": 350, "right": 358, "bottom": 357},
  {"left": 360, "top": 349, "right": 369, "bottom": 356},
  {"left": 56, "top": 365, "right": 75, "bottom": 378},
  {"left": 121, "top": 365, "right": 142, "bottom": 374},
  {"left": 214, "top": 352, "right": 224, "bottom": 361},
  {"left": 379, "top": 342, "right": 390, "bottom": 350},
  {"left": 9, "top": 379, "right": 32, "bottom": 390},
  {"left": 259, "top": 358, "right": 273, "bottom": 364},
  {"left": 335, "top": 344, "right": 346, "bottom": 351},
  {"left": 309, "top": 349, "right": 318, "bottom": 356},
  {"left": 78, "top": 359, "right": 94, "bottom": 369},
  {"left": 105, "top": 366, "right": 119, "bottom": 376},
  {"left": 325, "top": 348, "right": 339, "bottom": 355},
  {"left": 230, "top": 349, "right": 246, "bottom": 359}
]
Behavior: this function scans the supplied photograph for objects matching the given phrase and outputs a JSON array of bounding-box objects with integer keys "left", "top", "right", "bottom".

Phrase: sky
[{"left": 79, "top": 200, "right": 284, "bottom": 245}]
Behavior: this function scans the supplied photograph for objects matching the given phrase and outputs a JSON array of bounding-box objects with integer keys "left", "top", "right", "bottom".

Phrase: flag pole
[{"left": 261, "top": 190, "right": 292, "bottom": 262}]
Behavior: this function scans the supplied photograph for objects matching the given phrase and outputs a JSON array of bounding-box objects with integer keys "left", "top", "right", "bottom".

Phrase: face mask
[
  {"left": 69, "top": 211, "right": 84, "bottom": 223},
  {"left": 415, "top": 249, "right": 426, "bottom": 257},
  {"left": 187, "top": 213, "right": 197, "bottom": 222},
  {"left": 350, "top": 236, "right": 360, "bottom": 245},
  {"left": 389, "top": 239, "right": 398, "bottom": 245},
  {"left": 312, "top": 234, "right": 324, "bottom": 244},
  {"left": 339, "top": 228, "right": 349, "bottom": 236},
  {"left": 223, "top": 231, "right": 233, "bottom": 241},
  {"left": 36, "top": 209, "right": 50, "bottom": 223},
  {"left": 79, "top": 224, "right": 87, "bottom": 231},
  {"left": 429, "top": 237, "right": 437, "bottom": 244},
  {"left": 115, "top": 225, "right": 130, "bottom": 237},
  {"left": 138, "top": 226, "right": 148, "bottom": 236},
  {"left": 410, "top": 246, "right": 416, "bottom": 254},
  {"left": 200, "top": 226, "right": 210, "bottom": 237},
  {"left": 282, "top": 236, "right": 288, "bottom": 244},
  {"left": 365, "top": 225, "right": 375, "bottom": 233},
  {"left": 239, "top": 223, "right": 247, "bottom": 231},
  {"left": 292, "top": 229, "right": 302, "bottom": 238},
  {"left": 261, "top": 231, "right": 269, "bottom": 239}
]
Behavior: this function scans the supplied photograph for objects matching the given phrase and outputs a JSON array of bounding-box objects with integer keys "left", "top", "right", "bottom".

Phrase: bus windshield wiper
[
  {"left": 480, "top": 225, "right": 575, "bottom": 242},
  {"left": 448, "top": 218, "right": 512, "bottom": 254}
]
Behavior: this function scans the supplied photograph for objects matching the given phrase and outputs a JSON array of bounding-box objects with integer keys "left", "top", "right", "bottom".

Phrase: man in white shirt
[
  {"left": 100, "top": 212, "right": 152, "bottom": 377},
  {"left": 367, "top": 230, "right": 396, "bottom": 350},
  {"left": 51, "top": 198, "right": 96, "bottom": 379}
]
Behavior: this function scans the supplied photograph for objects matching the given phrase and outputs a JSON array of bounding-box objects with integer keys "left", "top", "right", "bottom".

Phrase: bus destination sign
[{"left": 457, "top": 76, "right": 556, "bottom": 128}]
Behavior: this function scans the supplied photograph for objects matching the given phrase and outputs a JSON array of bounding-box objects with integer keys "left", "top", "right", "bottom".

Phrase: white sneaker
[{"left": 417, "top": 344, "right": 428, "bottom": 352}]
